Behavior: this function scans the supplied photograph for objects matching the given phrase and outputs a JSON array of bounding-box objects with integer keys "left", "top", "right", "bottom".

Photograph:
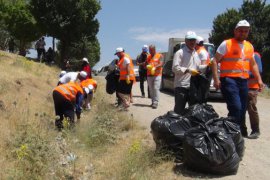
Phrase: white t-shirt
[
  {"left": 122, "top": 56, "right": 130, "bottom": 66},
  {"left": 198, "top": 49, "right": 209, "bottom": 62},
  {"left": 59, "top": 72, "right": 78, "bottom": 84}
]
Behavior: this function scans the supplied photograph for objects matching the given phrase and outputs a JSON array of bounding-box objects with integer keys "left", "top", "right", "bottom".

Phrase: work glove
[
  {"left": 150, "top": 67, "right": 156, "bottom": 75},
  {"left": 189, "top": 68, "right": 199, "bottom": 76},
  {"left": 126, "top": 75, "right": 131, "bottom": 84},
  {"left": 146, "top": 64, "right": 153, "bottom": 70}
]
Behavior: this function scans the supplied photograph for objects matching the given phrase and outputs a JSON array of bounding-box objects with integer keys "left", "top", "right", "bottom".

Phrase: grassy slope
[{"left": 0, "top": 50, "right": 187, "bottom": 179}]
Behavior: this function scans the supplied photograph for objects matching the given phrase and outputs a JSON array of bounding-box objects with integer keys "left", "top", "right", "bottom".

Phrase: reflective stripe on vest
[
  {"left": 220, "top": 38, "right": 253, "bottom": 79},
  {"left": 55, "top": 82, "right": 83, "bottom": 102},
  {"left": 118, "top": 53, "right": 135, "bottom": 80},
  {"left": 196, "top": 46, "right": 210, "bottom": 65},
  {"left": 147, "top": 53, "right": 163, "bottom": 76}
]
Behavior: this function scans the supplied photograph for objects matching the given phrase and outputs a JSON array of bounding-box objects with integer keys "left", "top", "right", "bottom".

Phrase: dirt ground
[{"left": 127, "top": 81, "right": 270, "bottom": 180}]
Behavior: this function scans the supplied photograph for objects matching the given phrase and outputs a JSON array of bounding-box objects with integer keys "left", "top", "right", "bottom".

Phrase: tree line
[{"left": 0, "top": 0, "right": 101, "bottom": 68}]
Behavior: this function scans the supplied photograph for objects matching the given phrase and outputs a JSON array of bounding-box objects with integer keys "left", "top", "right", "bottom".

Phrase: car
[
  {"left": 161, "top": 43, "right": 223, "bottom": 100},
  {"left": 107, "top": 58, "right": 140, "bottom": 81}
]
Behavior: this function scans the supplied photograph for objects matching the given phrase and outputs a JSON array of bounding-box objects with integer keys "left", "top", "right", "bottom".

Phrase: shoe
[
  {"left": 152, "top": 103, "right": 158, "bottom": 109},
  {"left": 248, "top": 131, "right": 260, "bottom": 139},
  {"left": 142, "top": 94, "right": 145, "bottom": 98},
  {"left": 241, "top": 130, "right": 248, "bottom": 138}
]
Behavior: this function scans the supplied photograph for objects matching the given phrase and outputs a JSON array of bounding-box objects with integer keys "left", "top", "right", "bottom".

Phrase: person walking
[
  {"left": 211, "top": 20, "right": 264, "bottom": 137},
  {"left": 136, "top": 45, "right": 150, "bottom": 98},
  {"left": 53, "top": 82, "right": 89, "bottom": 130},
  {"left": 35, "top": 37, "right": 46, "bottom": 61},
  {"left": 81, "top": 57, "right": 92, "bottom": 79},
  {"left": 172, "top": 31, "right": 201, "bottom": 114},
  {"left": 58, "top": 71, "right": 87, "bottom": 85},
  {"left": 246, "top": 51, "right": 263, "bottom": 139},
  {"left": 115, "top": 47, "right": 135, "bottom": 111},
  {"left": 146, "top": 45, "right": 163, "bottom": 109}
]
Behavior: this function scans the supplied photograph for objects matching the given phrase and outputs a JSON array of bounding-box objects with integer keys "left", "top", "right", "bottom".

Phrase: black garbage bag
[
  {"left": 182, "top": 104, "right": 219, "bottom": 126},
  {"left": 151, "top": 111, "right": 192, "bottom": 153},
  {"left": 209, "top": 117, "right": 245, "bottom": 159},
  {"left": 189, "top": 70, "right": 212, "bottom": 105},
  {"left": 105, "top": 70, "right": 119, "bottom": 94},
  {"left": 183, "top": 124, "right": 240, "bottom": 175}
]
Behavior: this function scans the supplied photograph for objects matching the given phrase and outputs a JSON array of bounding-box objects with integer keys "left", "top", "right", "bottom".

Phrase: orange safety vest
[
  {"left": 117, "top": 53, "right": 135, "bottom": 81},
  {"left": 147, "top": 53, "right": 163, "bottom": 76},
  {"left": 196, "top": 46, "right": 210, "bottom": 65},
  {"left": 220, "top": 38, "right": 253, "bottom": 79},
  {"left": 54, "top": 82, "right": 83, "bottom": 102},
  {"left": 81, "top": 79, "right": 97, "bottom": 89},
  {"left": 248, "top": 52, "right": 261, "bottom": 89}
]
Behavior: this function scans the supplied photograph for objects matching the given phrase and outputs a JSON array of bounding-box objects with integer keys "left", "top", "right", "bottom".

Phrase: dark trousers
[
  {"left": 53, "top": 91, "right": 75, "bottom": 129},
  {"left": 37, "top": 48, "right": 46, "bottom": 60},
  {"left": 174, "top": 87, "right": 191, "bottom": 115},
  {"left": 220, "top": 77, "right": 248, "bottom": 133},
  {"left": 139, "top": 70, "right": 149, "bottom": 96}
]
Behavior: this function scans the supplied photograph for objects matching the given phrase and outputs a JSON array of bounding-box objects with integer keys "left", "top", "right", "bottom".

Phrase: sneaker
[
  {"left": 248, "top": 131, "right": 260, "bottom": 139},
  {"left": 142, "top": 94, "right": 145, "bottom": 98},
  {"left": 86, "top": 104, "right": 91, "bottom": 110},
  {"left": 152, "top": 103, "right": 158, "bottom": 109},
  {"left": 241, "top": 130, "right": 248, "bottom": 138}
]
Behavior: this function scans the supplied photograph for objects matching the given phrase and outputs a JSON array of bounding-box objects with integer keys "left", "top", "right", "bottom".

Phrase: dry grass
[{"left": 0, "top": 50, "right": 187, "bottom": 179}]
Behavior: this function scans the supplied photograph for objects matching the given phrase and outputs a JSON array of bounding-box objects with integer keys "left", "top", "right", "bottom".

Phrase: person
[
  {"left": 81, "top": 78, "right": 97, "bottom": 110},
  {"left": 172, "top": 31, "right": 201, "bottom": 114},
  {"left": 8, "top": 38, "right": 15, "bottom": 53},
  {"left": 211, "top": 20, "right": 264, "bottom": 137},
  {"left": 195, "top": 36, "right": 210, "bottom": 66},
  {"left": 115, "top": 47, "right": 135, "bottom": 111},
  {"left": 35, "top": 37, "right": 46, "bottom": 61},
  {"left": 246, "top": 51, "right": 263, "bottom": 139},
  {"left": 53, "top": 82, "right": 90, "bottom": 130},
  {"left": 58, "top": 71, "right": 87, "bottom": 85},
  {"left": 46, "top": 47, "right": 54, "bottom": 64},
  {"left": 146, "top": 45, "right": 163, "bottom": 109},
  {"left": 81, "top": 57, "right": 92, "bottom": 79},
  {"left": 136, "top": 45, "right": 150, "bottom": 98}
]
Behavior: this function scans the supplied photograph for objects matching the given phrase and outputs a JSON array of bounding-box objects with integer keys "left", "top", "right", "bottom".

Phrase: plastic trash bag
[
  {"left": 105, "top": 70, "right": 119, "bottom": 94},
  {"left": 183, "top": 123, "right": 240, "bottom": 175},
  {"left": 182, "top": 104, "right": 219, "bottom": 126},
  {"left": 151, "top": 111, "right": 192, "bottom": 153}
]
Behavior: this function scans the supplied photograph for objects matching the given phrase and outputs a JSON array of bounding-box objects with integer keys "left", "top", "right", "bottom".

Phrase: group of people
[
  {"left": 112, "top": 20, "right": 264, "bottom": 139},
  {"left": 35, "top": 37, "right": 54, "bottom": 63},
  {"left": 52, "top": 57, "right": 97, "bottom": 130}
]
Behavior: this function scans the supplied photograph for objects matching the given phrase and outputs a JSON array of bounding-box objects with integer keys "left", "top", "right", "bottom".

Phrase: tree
[
  {"left": 29, "top": 0, "right": 101, "bottom": 65},
  {"left": 1, "top": 0, "right": 40, "bottom": 55}
]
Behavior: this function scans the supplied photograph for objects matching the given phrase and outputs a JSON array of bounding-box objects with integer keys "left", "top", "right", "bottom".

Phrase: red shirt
[{"left": 82, "top": 64, "right": 92, "bottom": 79}]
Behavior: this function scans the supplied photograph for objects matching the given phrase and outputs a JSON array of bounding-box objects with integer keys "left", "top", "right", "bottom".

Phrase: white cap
[
  {"left": 59, "top": 70, "right": 67, "bottom": 78},
  {"left": 82, "top": 57, "right": 89, "bottom": 63},
  {"left": 88, "top": 84, "right": 94, "bottom": 90},
  {"left": 196, "top": 36, "right": 204, "bottom": 44},
  {"left": 235, "top": 20, "right": 250, "bottom": 29},
  {"left": 142, "top": 45, "right": 148, "bottom": 52},
  {"left": 185, "top": 31, "right": 197, "bottom": 39},
  {"left": 84, "top": 87, "right": 90, "bottom": 94},
  {"left": 79, "top": 71, "right": 87, "bottom": 78},
  {"left": 114, "top": 47, "right": 124, "bottom": 55}
]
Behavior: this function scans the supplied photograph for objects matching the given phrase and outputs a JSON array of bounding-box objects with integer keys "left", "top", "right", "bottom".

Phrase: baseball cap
[
  {"left": 114, "top": 47, "right": 124, "bottom": 55},
  {"left": 142, "top": 45, "right": 148, "bottom": 52},
  {"left": 196, "top": 36, "right": 204, "bottom": 44},
  {"left": 84, "top": 87, "right": 90, "bottom": 94},
  {"left": 185, "top": 31, "right": 197, "bottom": 40},
  {"left": 79, "top": 71, "right": 87, "bottom": 78},
  {"left": 82, "top": 57, "right": 89, "bottom": 63},
  {"left": 235, "top": 20, "right": 250, "bottom": 29}
]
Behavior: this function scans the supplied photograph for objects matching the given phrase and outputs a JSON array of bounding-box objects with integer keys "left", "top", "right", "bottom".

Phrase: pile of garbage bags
[{"left": 151, "top": 104, "right": 244, "bottom": 175}]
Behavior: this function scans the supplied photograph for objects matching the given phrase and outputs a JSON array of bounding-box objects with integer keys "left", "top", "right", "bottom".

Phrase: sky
[{"left": 93, "top": 0, "right": 269, "bottom": 70}]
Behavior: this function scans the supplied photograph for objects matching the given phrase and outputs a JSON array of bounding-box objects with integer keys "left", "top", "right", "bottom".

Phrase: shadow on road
[{"left": 132, "top": 103, "right": 151, "bottom": 107}]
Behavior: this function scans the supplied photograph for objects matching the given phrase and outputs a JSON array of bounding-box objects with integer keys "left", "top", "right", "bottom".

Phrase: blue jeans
[{"left": 220, "top": 77, "right": 248, "bottom": 131}]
